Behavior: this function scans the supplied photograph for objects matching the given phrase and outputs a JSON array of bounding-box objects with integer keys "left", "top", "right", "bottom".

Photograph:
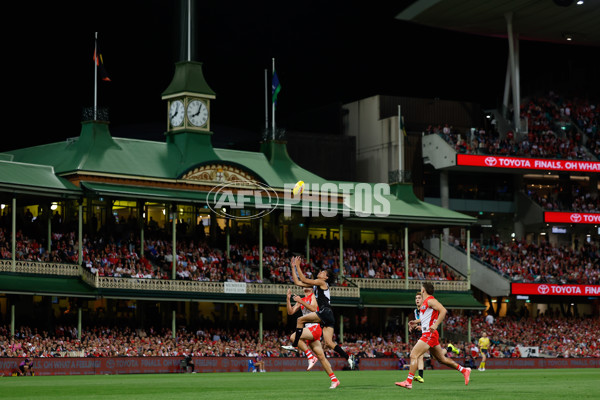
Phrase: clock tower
[
  {"left": 162, "top": 60, "right": 219, "bottom": 174},
  {"left": 162, "top": 61, "right": 215, "bottom": 135}
]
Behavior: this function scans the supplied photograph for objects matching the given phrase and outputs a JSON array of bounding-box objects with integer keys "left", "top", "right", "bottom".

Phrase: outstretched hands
[{"left": 290, "top": 255, "right": 301, "bottom": 269}]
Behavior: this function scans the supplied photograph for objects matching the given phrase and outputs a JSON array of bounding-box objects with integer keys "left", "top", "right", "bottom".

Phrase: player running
[
  {"left": 396, "top": 283, "right": 471, "bottom": 390},
  {"left": 412, "top": 292, "right": 426, "bottom": 383}
]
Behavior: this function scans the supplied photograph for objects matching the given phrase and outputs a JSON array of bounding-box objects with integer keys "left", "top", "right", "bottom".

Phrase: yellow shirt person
[{"left": 478, "top": 332, "right": 490, "bottom": 371}]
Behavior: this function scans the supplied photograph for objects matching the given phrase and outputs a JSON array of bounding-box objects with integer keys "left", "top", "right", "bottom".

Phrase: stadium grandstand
[{"left": 1, "top": 0, "right": 599, "bottom": 377}]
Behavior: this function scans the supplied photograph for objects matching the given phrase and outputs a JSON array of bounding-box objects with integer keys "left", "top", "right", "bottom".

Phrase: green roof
[
  {"left": 0, "top": 160, "right": 81, "bottom": 197},
  {"left": 0, "top": 273, "right": 96, "bottom": 297},
  {"left": 345, "top": 183, "right": 477, "bottom": 225},
  {"left": 360, "top": 289, "right": 485, "bottom": 309},
  {"left": 81, "top": 181, "right": 209, "bottom": 203},
  {"left": 3, "top": 120, "right": 474, "bottom": 225},
  {"left": 161, "top": 61, "right": 216, "bottom": 98},
  {"left": 259, "top": 141, "right": 329, "bottom": 186},
  {"left": 0, "top": 272, "right": 359, "bottom": 305},
  {"left": 5, "top": 123, "right": 327, "bottom": 190}
]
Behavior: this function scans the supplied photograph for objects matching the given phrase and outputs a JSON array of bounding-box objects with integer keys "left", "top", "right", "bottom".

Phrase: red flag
[{"left": 93, "top": 40, "right": 111, "bottom": 82}]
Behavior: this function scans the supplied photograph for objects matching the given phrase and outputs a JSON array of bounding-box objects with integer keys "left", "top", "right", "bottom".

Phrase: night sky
[{"left": 6, "top": 0, "right": 599, "bottom": 152}]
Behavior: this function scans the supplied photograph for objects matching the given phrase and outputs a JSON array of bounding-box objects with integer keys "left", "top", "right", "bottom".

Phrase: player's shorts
[
  {"left": 305, "top": 324, "right": 323, "bottom": 345},
  {"left": 316, "top": 307, "right": 335, "bottom": 328},
  {"left": 419, "top": 330, "right": 440, "bottom": 347},
  {"left": 481, "top": 348, "right": 489, "bottom": 356}
]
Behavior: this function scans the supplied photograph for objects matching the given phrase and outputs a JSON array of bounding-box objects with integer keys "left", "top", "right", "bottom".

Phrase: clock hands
[{"left": 192, "top": 105, "right": 202, "bottom": 117}]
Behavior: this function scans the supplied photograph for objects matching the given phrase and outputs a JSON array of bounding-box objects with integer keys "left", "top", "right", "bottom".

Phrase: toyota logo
[
  {"left": 538, "top": 285, "right": 550, "bottom": 294},
  {"left": 484, "top": 157, "right": 497, "bottom": 166},
  {"left": 570, "top": 214, "right": 582, "bottom": 223}
]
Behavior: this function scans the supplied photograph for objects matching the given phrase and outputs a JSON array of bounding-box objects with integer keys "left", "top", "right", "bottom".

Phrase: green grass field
[{"left": 2, "top": 369, "right": 600, "bottom": 400}]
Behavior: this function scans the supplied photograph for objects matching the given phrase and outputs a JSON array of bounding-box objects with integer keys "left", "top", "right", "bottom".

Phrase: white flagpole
[
  {"left": 264, "top": 69, "right": 269, "bottom": 130},
  {"left": 94, "top": 32, "right": 98, "bottom": 120},
  {"left": 187, "top": 0, "right": 191, "bottom": 61},
  {"left": 272, "top": 57, "right": 275, "bottom": 140},
  {"left": 398, "top": 105, "right": 403, "bottom": 183}
]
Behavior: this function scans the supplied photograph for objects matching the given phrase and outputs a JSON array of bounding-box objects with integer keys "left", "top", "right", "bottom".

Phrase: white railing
[
  {"left": 349, "top": 278, "right": 469, "bottom": 292},
  {"left": 0, "top": 259, "right": 79, "bottom": 276},
  {"left": 79, "top": 267, "right": 360, "bottom": 298},
  {"left": 2, "top": 259, "right": 466, "bottom": 295}
]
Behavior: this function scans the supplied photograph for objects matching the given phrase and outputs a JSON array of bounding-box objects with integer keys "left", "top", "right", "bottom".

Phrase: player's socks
[
  {"left": 333, "top": 344, "right": 349, "bottom": 360},
  {"left": 292, "top": 328, "right": 303, "bottom": 347},
  {"left": 418, "top": 369, "right": 424, "bottom": 378},
  {"left": 457, "top": 365, "right": 465, "bottom": 372},
  {"left": 481, "top": 362, "right": 485, "bottom": 369},
  {"left": 406, "top": 373, "right": 414, "bottom": 384},
  {"left": 305, "top": 349, "right": 315, "bottom": 361}
]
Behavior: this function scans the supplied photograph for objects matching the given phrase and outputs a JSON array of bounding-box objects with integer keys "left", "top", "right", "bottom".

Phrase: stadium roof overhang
[
  {"left": 396, "top": 0, "right": 600, "bottom": 46},
  {"left": 0, "top": 161, "right": 82, "bottom": 199},
  {"left": 361, "top": 289, "right": 486, "bottom": 310},
  {"left": 0, "top": 273, "right": 97, "bottom": 298},
  {"left": 0, "top": 274, "right": 360, "bottom": 306}
]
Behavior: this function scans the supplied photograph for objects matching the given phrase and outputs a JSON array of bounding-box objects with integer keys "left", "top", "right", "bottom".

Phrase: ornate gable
[{"left": 181, "top": 164, "right": 259, "bottom": 183}]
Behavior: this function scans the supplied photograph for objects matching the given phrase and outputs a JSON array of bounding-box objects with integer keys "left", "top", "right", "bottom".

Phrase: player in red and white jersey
[
  {"left": 396, "top": 283, "right": 471, "bottom": 390},
  {"left": 284, "top": 287, "right": 340, "bottom": 388}
]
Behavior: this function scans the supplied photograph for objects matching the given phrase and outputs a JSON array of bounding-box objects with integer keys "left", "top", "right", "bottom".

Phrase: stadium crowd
[
  {"left": 450, "top": 235, "right": 600, "bottom": 284},
  {"left": 2, "top": 311, "right": 599, "bottom": 360},
  {"left": 527, "top": 183, "right": 600, "bottom": 213},
  {"left": 429, "top": 92, "right": 598, "bottom": 161},
  {"left": 445, "top": 313, "right": 600, "bottom": 359},
  {"left": 0, "top": 227, "right": 464, "bottom": 284},
  {"left": 0, "top": 324, "right": 410, "bottom": 360}
]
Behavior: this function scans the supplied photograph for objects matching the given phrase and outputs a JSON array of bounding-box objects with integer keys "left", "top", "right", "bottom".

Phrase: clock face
[
  {"left": 169, "top": 100, "right": 184, "bottom": 127},
  {"left": 187, "top": 99, "right": 209, "bottom": 127}
]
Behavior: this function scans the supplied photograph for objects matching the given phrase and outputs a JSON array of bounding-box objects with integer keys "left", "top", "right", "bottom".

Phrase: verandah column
[
  {"left": 259, "top": 217, "right": 263, "bottom": 281},
  {"left": 47, "top": 202, "right": 52, "bottom": 257},
  {"left": 11, "top": 197, "right": 16, "bottom": 272},
  {"left": 78, "top": 200, "right": 83, "bottom": 266},
  {"left": 339, "top": 222, "right": 343, "bottom": 281},
  {"left": 404, "top": 226, "right": 409, "bottom": 290},
  {"left": 467, "top": 227, "right": 471, "bottom": 288},
  {"left": 172, "top": 203, "right": 177, "bottom": 280}
]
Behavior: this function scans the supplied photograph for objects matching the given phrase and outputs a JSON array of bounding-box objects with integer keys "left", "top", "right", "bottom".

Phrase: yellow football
[{"left": 292, "top": 180, "right": 305, "bottom": 196}]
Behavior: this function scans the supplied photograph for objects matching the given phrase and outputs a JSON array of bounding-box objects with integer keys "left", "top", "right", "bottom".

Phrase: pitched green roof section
[
  {"left": 161, "top": 61, "right": 216, "bottom": 99},
  {"left": 81, "top": 181, "right": 209, "bottom": 203},
  {"left": 6, "top": 122, "right": 216, "bottom": 179},
  {"left": 260, "top": 141, "right": 328, "bottom": 187},
  {"left": 0, "top": 161, "right": 81, "bottom": 197},
  {"left": 214, "top": 148, "right": 285, "bottom": 187},
  {"left": 345, "top": 182, "right": 476, "bottom": 225}
]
